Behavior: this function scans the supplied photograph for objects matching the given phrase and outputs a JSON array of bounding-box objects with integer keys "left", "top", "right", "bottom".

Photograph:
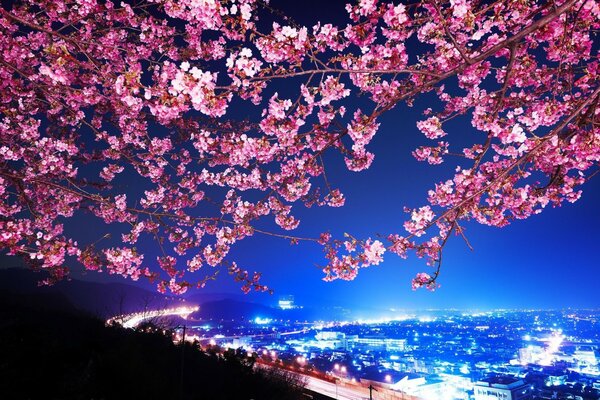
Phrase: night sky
[
  {"left": 210, "top": 0, "right": 600, "bottom": 311},
  {"left": 2, "top": 0, "right": 599, "bottom": 312},
  {"left": 219, "top": 87, "right": 600, "bottom": 312}
]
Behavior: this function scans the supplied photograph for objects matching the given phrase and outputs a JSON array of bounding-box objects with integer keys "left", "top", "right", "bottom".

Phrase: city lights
[{"left": 105, "top": 307, "right": 600, "bottom": 400}]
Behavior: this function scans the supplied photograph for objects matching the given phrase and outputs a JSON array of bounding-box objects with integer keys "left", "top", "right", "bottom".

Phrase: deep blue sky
[
  {"left": 208, "top": 0, "right": 600, "bottom": 311},
  {"left": 3, "top": 0, "right": 598, "bottom": 312},
  {"left": 217, "top": 93, "right": 600, "bottom": 311}
]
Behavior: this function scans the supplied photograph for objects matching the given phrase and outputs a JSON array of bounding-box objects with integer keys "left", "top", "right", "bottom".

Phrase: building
[
  {"left": 286, "top": 331, "right": 348, "bottom": 352},
  {"left": 361, "top": 371, "right": 425, "bottom": 392},
  {"left": 315, "top": 331, "right": 340, "bottom": 341},
  {"left": 403, "top": 378, "right": 450, "bottom": 399},
  {"left": 314, "top": 331, "right": 348, "bottom": 350},
  {"left": 573, "top": 347, "right": 599, "bottom": 371},
  {"left": 278, "top": 295, "right": 295, "bottom": 310},
  {"left": 519, "top": 345, "right": 545, "bottom": 365},
  {"left": 474, "top": 375, "right": 532, "bottom": 400},
  {"left": 348, "top": 335, "right": 407, "bottom": 351}
]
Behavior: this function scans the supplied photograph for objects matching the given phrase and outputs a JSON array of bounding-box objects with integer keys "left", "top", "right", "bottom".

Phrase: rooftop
[{"left": 477, "top": 375, "right": 526, "bottom": 389}]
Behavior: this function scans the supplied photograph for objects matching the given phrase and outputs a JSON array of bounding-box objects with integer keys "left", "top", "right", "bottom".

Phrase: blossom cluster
[{"left": 0, "top": 0, "right": 597, "bottom": 294}]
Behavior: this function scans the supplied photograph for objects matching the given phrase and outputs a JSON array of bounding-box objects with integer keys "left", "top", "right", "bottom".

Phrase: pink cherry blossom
[{"left": 0, "top": 0, "right": 596, "bottom": 294}]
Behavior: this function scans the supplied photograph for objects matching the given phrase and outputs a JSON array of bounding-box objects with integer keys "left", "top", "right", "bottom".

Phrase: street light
[{"left": 368, "top": 384, "right": 378, "bottom": 400}]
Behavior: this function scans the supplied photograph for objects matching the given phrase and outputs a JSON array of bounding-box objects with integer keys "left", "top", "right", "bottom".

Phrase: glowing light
[
  {"left": 254, "top": 317, "right": 272, "bottom": 325},
  {"left": 385, "top": 374, "right": 392, "bottom": 382},
  {"left": 106, "top": 305, "right": 199, "bottom": 329},
  {"left": 540, "top": 333, "right": 564, "bottom": 366}
]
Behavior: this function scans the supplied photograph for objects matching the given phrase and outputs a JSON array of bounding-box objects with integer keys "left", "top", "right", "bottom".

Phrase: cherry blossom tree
[{"left": 0, "top": 0, "right": 598, "bottom": 294}]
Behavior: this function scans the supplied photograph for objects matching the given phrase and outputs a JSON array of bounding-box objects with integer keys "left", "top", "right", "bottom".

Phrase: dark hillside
[
  {"left": 0, "top": 291, "right": 306, "bottom": 400},
  {"left": 0, "top": 268, "right": 183, "bottom": 317}
]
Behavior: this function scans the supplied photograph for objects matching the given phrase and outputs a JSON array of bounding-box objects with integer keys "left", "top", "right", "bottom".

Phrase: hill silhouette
[
  {"left": 191, "top": 298, "right": 277, "bottom": 321},
  {"left": 0, "top": 268, "right": 184, "bottom": 317},
  {"left": 0, "top": 289, "right": 307, "bottom": 399}
]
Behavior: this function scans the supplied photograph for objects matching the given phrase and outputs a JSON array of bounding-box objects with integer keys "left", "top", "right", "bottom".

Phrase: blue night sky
[
  {"left": 218, "top": 92, "right": 600, "bottom": 311},
  {"left": 206, "top": 0, "right": 600, "bottom": 311},
  {"left": 2, "top": 0, "right": 598, "bottom": 312}
]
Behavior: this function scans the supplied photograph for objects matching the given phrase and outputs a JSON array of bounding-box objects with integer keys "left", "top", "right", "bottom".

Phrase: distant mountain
[
  {"left": 0, "top": 268, "right": 184, "bottom": 318},
  {"left": 189, "top": 298, "right": 356, "bottom": 322},
  {"left": 191, "top": 298, "right": 277, "bottom": 321},
  {"left": 184, "top": 291, "right": 251, "bottom": 306},
  {"left": 0, "top": 268, "right": 367, "bottom": 322}
]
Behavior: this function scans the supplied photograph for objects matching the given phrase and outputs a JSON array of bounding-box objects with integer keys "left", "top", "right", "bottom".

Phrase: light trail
[
  {"left": 303, "top": 376, "right": 364, "bottom": 400},
  {"left": 256, "top": 363, "right": 420, "bottom": 400},
  {"left": 106, "top": 305, "right": 199, "bottom": 329}
]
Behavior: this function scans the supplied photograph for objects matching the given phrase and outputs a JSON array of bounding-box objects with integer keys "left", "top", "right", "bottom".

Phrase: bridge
[{"left": 106, "top": 305, "right": 199, "bottom": 329}]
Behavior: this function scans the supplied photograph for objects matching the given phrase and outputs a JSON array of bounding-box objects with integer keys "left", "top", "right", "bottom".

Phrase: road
[
  {"left": 106, "top": 305, "right": 199, "bottom": 328},
  {"left": 304, "top": 375, "right": 366, "bottom": 400},
  {"left": 254, "top": 364, "right": 371, "bottom": 400}
]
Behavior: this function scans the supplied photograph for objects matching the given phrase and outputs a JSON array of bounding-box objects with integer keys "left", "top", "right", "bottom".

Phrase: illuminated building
[
  {"left": 573, "top": 347, "right": 599, "bottom": 374},
  {"left": 231, "top": 336, "right": 252, "bottom": 349},
  {"left": 474, "top": 376, "right": 532, "bottom": 400},
  {"left": 288, "top": 331, "right": 347, "bottom": 351},
  {"left": 315, "top": 331, "right": 343, "bottom": 341},
  {"left": 278, "top": 295, "right": 296, "bottom": 310},
  {"left": 543, "top": 368, "right": 567, "bottom": 387},
  {"left": 519, "top": 345, "right": 544, "bottom": 365},
  {"left": 403, "top": 379, "right": 453, "bottom": 400},
  {"left": 361, "top": 371, "right": 425, "bottom": 392},
  {"left": 349, "top": 336, "right": 407, "bottom": 351}
]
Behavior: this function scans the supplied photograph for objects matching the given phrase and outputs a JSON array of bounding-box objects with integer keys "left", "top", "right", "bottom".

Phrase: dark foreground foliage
[{"left": 0, "top": 290, "right": 306, "bottom": 400}]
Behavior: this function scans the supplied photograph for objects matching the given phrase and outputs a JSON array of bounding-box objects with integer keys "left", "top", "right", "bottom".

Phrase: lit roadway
[
  {"left": 195, "top": 328, "right": 311, "bottom": 344},
  {"left": 106, "top": 305, "right": 199, "bottom": 328},
  {"left": 107, "top": 307, "right": 309, "bottom": 335},
  {"left": 107, "top": 308, "right": 406, "bottom": 400},
  {"left": 303, "top": 375, "right": 365, "bottom": 400},
  {"left": 255, "top": 364, "right": 372, "bottom": 400}
]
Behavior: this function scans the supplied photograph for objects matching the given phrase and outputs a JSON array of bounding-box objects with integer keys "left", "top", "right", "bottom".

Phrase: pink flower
[
  {"left": 363, "top": 240, "right": 386, "bottom": 266},
  {"left": 412, "top": 272, "right": 438, "bottom": 290},
  {"left": 404, "top": 206, "right": 435, "bottom": 237},
  {"left": 114, "top": 194, "right": 127, "bottom": 211},
  {"left": 503, "top": 124, "right": 527, "bottom": 144},
  {"left": 417, "top": 117, "right": 446, "bottom": 140}
]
